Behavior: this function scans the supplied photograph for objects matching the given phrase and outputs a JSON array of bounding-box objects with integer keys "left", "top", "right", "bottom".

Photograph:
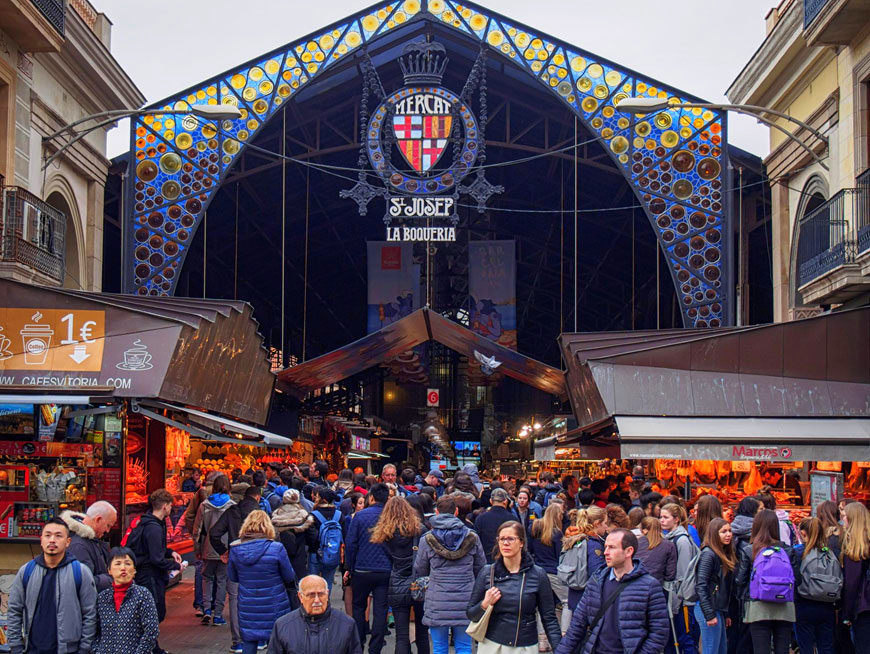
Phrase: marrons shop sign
[{"left": 622, "top": 442, "right": 868, "bottom": 462}]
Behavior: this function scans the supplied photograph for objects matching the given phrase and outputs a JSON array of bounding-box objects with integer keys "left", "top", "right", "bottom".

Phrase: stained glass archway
[{"left": 124, "top": 0, "right": 732, "bottom": 328}]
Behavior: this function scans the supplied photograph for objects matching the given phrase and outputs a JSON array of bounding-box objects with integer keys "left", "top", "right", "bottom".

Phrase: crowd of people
[{"left": 4, "top": 461, "right": 870, "bottom": 654}]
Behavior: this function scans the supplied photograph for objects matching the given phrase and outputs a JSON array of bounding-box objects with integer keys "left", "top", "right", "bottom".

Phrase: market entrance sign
[{"left": 341, "top": 39, "right": 503, "bottom": 242}]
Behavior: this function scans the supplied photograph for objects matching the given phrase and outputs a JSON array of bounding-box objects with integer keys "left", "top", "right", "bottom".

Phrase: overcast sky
[{"left": 94, "top": 0, "right": 772, "bottom": 159}]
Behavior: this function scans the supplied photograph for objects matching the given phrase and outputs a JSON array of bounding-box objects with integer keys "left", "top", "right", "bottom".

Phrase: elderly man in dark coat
[
  {"left": 61, "top": 501, "right": 117, "bottom": 592},
  {"left": 268, "top": 575, "right": 361, "bottom": 654}
]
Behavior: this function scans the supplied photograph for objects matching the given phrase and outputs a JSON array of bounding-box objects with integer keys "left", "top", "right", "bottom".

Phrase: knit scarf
[{"left": 113, "top": 581, "right": 132, "bottom": 612}]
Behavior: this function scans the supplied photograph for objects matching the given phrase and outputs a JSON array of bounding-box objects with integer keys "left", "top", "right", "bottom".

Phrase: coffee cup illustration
[
  {"left": 0, "top": 326, "right": 11, "bottom": 361},
  {"left": 117, "top": 339, "right": 153, "bottom": 371},
  {"left": 21, "top": 321, "right": 53, "bottom": 366}
]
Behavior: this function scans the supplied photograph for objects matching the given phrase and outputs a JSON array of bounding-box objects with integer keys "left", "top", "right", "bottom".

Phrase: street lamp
[
  {"left": 614, "top": 97, "right": 828, "bottom": 170},
  {"left": 41, "top": 104, "right": 243, "bottom": 171}
]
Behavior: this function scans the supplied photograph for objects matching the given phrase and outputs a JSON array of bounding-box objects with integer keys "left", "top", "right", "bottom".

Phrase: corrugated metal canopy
[{"left": 558, "top": 306, "right": 870, "bottom": 434}]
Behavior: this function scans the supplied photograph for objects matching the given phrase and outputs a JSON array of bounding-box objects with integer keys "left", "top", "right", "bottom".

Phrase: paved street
[{"left": 158, "top": 566, "right": 411, "bottom": 654}]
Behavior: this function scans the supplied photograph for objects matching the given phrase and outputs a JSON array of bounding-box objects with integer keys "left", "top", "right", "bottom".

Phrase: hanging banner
[
  {"left": 468, "top": 240, "right": 517, "bottom": 350},
  {"left": 367, "top": 242, "right": 420, "bottom": 334}
]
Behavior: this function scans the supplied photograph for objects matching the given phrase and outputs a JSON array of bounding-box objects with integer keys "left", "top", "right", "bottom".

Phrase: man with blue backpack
[
  {"left": 7, "top": 517, "right": 97, "bottom": 654},
  {"left": 305, "top": 487, "right": 343, "bottom": 596}
]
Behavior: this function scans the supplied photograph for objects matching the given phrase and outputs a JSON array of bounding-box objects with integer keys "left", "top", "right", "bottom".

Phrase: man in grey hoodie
[{"left": 7, "top": 517, "right": 97, "bottom": 654}]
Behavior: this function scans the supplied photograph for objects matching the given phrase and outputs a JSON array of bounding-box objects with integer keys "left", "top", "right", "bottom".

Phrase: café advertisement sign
[{"left": 0, "top": 305, "right": 182, "bottom": 396}]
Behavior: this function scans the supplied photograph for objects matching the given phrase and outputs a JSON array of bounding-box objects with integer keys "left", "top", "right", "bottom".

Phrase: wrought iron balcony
[
  {"left": 1, "top": 186, "right": 66, "bottom": 283},
  {"left": 797, "top": 184, "right": 870, "bottom": 289},
  {"left": 804, "top": 0, "right": 830, "bottom": 27},
  {"left": 31, "top": 0, "right": 65, "bottom": 36}
]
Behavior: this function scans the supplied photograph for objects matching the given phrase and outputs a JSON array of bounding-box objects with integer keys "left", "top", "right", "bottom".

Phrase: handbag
[
  {"left": 410, "top": 575, "right": 429, "bottom": 602},
  {"left": 466, "top": 565, "right": 496, "bottom": 642}
]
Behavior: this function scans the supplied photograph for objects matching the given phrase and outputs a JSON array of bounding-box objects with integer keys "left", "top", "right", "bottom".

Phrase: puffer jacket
[
  {"left": 554, "top": 561, "right": 669, "bottom": 654},
  {"left": 346, "top": 504, "right": 390, "bottom": 572},
  {"left": 385, "top": 531, "right": 418, "bottom": 608},
  {"left": 413, "top": 513, "right": 485, "bottom": 627},
  {"left": 663, "top": 525, "right": 698, "bottom": 613},
  {"left": 193, "top": 493, "right": 235, "bottom": 560},
  {"left": 695, "top": 547, "right": 732, "bottom": 621},
  {"left": 93, "top": 583, "right": 158, "bottom": 654},
  {"left": 272, "top": 490, "right": 314, "bottom": 581},
  {"left": 61, "top": 510, "right": 112, "bottom": 592},
  {"left": 228, "top": 536, "right": 296, "bottom": 642},
  {"left": 267, "top": 606, "right": 361, "bottom": 654},
  {"left": 634, "top": 535, "right": 677, "bottom": 584},
  {"left": 467, "top": 551, "right": 561, "bottom": 649}
]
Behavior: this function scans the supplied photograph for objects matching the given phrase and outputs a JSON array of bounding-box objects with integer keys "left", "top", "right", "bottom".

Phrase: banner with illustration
[
  {"left": 468, "top": 240, "right": 516, "bottom": 350},
  {"left": 367, "top": 242, "right": 420, "bottom": 334}
]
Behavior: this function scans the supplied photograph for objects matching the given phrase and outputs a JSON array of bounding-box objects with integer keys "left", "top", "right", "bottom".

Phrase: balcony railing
[
  {"left": 31, "top": 0, "right": 65, "bottom": 36},
  {"left": 1, "top": 186, "right": 66, "bottom": 283},
  {"left": 797, "top": 184, "right": 870, "bottom": 288},
  {"left": 804, "top": 0, "right": 830, "bottom": 27}
]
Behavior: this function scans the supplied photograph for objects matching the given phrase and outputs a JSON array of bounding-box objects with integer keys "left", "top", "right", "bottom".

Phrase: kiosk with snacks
[{"left": 0, "top": 279, "right": 280, "bottom": 568}]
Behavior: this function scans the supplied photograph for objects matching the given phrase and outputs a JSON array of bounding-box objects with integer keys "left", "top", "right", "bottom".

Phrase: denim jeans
[
  {"left": 202, "top": 559, "right": 227, "bottom": 617},
  {"left": 794, "top": 599, "right": 835, "bottom": 654},
  {"left": 240, "top": 642, "right": 259, "bottom": 654},
  {"left": 430, "top": 626, "right": 471, "bottom": 654},
  {"left": 309, "top": 553, "right": 338, "bottom": 596},
  {"left": 226, "top": 580, "right": 241, "bottom": 644},
  {"left": 693, "top": 605, "right": 726, "bottom": 654},
  {"left": 193, "top": 558, "right": 204, "bottom": 609},
  {"left": 351, "top": 570, "right": 390, "bottom": 654}
]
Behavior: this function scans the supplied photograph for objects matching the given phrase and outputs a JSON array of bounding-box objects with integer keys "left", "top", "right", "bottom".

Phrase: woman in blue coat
[{"left": 228, "top": 510, "right": 296, "bottom": 654}]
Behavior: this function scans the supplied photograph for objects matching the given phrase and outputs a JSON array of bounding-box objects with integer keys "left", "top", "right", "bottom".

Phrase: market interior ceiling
[{"left": 103, "top": 14, "right": 769, "bottom": 370}]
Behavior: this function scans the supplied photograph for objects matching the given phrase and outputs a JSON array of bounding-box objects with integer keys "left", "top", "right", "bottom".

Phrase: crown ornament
[{"left": 399, "top": 39, "right": 448, "bottom": 85}]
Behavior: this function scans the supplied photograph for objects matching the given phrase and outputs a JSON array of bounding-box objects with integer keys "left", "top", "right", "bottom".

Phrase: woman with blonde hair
[
  {"left": 841, "top": 502, "right": 870, "bottom": 642},
  {"left": 370, "top": 496, "right": 427, "bottom": 654},
  {"left": 530, "top": 503, "right": 568, "bottom": 647},
  {"left": 635, "top": 516, "right": 677, "bottom": 584},
  {"left": 557, "top": 507, "right": 606, "bottom": 629},
  {"left": 228, "top": 510, "right": 295, "bottom": 654}
]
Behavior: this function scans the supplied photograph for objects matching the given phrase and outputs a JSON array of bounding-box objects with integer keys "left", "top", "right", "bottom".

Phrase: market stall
[
  {"left": 0, "top": 280, "right": 280, "bottom": 564},
  {"left": 558, "top": 307, "right": 870, "bottom": 513}
]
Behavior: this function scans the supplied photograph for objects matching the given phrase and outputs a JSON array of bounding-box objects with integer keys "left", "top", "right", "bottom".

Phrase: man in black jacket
[
  {"left": 473, "top": 488, "right": 516, "bottom": 563},
  {"left": 210, "top": 485, "right": 260, "bottom": 649},
  {"left": 60, "top": 500, "right": 116, "bottom": 592},
  {"left": 269, "top": 575, "right": 361, "bottom": 654},
  {"left": 126, "top": 489, "right": 182, "bottom": 654}
]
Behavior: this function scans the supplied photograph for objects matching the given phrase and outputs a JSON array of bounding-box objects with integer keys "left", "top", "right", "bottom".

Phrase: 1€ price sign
[
  {"left": 0, "top": 308, "right": 106, "bottom": 371},
  {"left": 427, "top": 389, "right": 440, "bottom": 407}
]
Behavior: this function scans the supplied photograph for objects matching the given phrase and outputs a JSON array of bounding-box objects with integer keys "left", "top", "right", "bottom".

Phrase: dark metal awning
[
  {"left": 277, "top": 308, "right": 565, "bottom": 398},
  {"left": 0, "top": 279, "right": 274, "bottom": 423},
  {"left": 559, "top": 307, "right": 870, "bottom": 460}
]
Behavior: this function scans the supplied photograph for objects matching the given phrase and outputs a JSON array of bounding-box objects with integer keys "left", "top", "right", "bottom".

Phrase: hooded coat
[
  {"left": 272, "top": 489, "right": 314, "bottom": 580},
  {"left": 228, "top": 536, "right": 296, "bottom": 642},
  {"left": 461, "top": 463, "right": 484, "bottom": 494},
  {"left": 193, "top": 493, "right": 235, "bottom": 560},
  {"left": 555, "top": 561, "right": 669, "bottom": 654},
  {"left": 61, "top": 510, "right": 112, "bottom": 593},
  {"left": 209, "top": 496, "right": 260, "bottom": 558},
  {"left": 413, "top": 513, "right": 486, "bottom": 627},
  {"left": 730, "top": 514, "right": 754, "bottom": 548},
  {"left": 126, "top": 512, "right": 179, "bottom": 621}
]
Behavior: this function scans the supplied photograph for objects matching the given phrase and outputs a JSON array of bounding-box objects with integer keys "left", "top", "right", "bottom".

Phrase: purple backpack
[{"left": 750, "top": 546, "right": 794, "bottom": 603}]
